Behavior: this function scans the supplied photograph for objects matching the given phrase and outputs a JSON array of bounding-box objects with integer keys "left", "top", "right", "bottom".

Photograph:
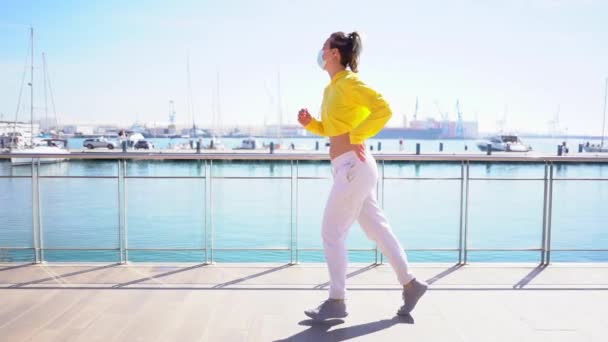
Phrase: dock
[
  {"left": 1, "top": 262, "right": 606, "bottom": 341},
  {"left": 0, "top": 149, "right": 601, "bottom": 163}
]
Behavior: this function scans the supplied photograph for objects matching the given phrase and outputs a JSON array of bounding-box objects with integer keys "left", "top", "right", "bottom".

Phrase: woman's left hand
[{"left": 353, "top": 143, "right": 366, "bottom": 162}]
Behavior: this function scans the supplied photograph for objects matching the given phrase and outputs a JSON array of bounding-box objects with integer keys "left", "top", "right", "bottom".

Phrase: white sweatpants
[{"left": 322, "top": 150, "right": 415, "bottom": 299}]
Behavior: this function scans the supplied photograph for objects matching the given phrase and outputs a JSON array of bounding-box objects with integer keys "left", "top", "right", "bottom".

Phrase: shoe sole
[{"left": 304, "top": 311, "right": 349, "bottom": 321}]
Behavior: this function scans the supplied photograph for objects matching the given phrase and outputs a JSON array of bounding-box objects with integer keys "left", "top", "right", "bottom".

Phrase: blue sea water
[{"left": 0, "top": 137, "right": 606, "bottom": 263}]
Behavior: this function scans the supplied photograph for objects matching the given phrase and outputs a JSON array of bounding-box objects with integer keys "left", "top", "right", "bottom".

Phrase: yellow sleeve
[
  {"left": 304, "top": 118, "right": 328, "bottom": 137},
  {"left": 346, "top": 77, "right": 392, "bottom": 144}
]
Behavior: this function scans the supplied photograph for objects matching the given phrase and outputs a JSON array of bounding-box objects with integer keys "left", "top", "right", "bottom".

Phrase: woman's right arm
[
  {"left": 304, "top": 118, "right": 326, "bottom": 136},
  {"left": 298, "top": 108, "right": 327, "bottom": 136}
]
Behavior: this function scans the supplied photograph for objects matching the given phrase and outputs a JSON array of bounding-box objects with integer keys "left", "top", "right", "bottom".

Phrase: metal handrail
[
  {"left": 1, "top": 151, "right": 608, "bottom": 163},
  {"left": 1, "top": 154, "right": 607, "bottom": 265}
]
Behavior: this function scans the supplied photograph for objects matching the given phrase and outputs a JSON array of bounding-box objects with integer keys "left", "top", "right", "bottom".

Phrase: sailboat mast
[
  {"left": 42, "top": 52, "right": 58, "bottom": 129},
  {"left": 43, "top": 52, "right": 48, "bottom": 133},
  {"left": 216, "top": 70, "right": 221, "bottom": 137},
  {"left": 29, "top": 27, "right": 34, "bottom": 146},
  {"left": 186, "top": 53, "right": 194, "bottom": 136},
  {"left": 277, "top": 66, "right": 282, "bottom": 141},
  {"left": 601, "top": 77, "right": 607, "bottom": 147}
]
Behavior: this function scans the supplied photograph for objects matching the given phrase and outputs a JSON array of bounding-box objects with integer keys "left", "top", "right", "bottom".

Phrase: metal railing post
[
  {"left": 290, "top": 160, "right": 294, "bottom": 264},
  {"left": 458, "top": 161, "right": 465, "bottom": 264},
  {"left": 377, "top": 160, "right": 385, "bottom": 264},
  {"left": 463, "top": 161, "right": 470, "bottom": 264},
  {"left": 123, "top": 159, "right": 129, "bottom": 263},
  {"left": 209, "top": 160, "right": 214, "bottom": 264},
  {"left": 541, "top": 162, "right": 549, "bottom": 265},
  {"left": 295, "top": 160, "right": 300, "bottom": 264},
  {"left": 546, "top": 163, "right": 555, "bottom": 264},
  {"left": 36, "top": 160, "right": 44, "bottom": 262},
  {"left": 204, "top": 159, "right": 208, "bottom": 264},
  {"left": 117, "top": 160, "right": 124, "bottom": 264},
  {"left": 31, "top": 159, "right": 41, "bottom": 263}
]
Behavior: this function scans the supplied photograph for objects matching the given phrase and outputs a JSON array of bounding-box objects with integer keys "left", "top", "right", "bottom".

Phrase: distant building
[
  {"left": 39, "top": 117, "right": 59, "bottom": 132},
  {"left": 61, "top": 124, "right": 96, "bottom": 136},
  {"left": 146, "top": 127, "right": 168, "bottom": 137},
  {"left": 264, "top": 124, "right": 308, "bottom": 137},
  {"left": 94, "top": 125, "right": 121, "bottom": 136},
  {"left": 376, "top": 118, "right": 478, "bottom": 140},
  {"left": 438, "top": 120, "right": 479, "bottom": 139}
]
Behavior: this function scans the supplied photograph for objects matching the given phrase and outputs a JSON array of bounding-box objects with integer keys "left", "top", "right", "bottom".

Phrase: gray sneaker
[
  {"left": 397, "top": 278, "right": 428, "bottom": 315},
  {"left": 304, "top": 299, "right": 348, "bottom": 321}
]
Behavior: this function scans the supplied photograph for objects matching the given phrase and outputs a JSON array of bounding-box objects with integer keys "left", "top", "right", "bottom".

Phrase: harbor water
[{"left": 1, "top": 137, "right": 607, "bottom": 263}]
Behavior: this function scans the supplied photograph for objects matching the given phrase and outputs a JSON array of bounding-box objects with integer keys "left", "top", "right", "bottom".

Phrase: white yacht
[
  {"left": 11, "top": 139, "right": 70, "bottom": 166},
  {"left": 476, "top": 135, "right": 532, "bottom": 152},
  {"left": 583, "top": 144, "right": 608, "bottom": 153},
  {"left": 234, "top": 138, "right": 261, "bottom": 150}
]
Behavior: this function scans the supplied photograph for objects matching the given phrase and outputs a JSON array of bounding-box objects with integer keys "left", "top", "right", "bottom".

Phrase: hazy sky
[{"left": 1, "top": 0, "right": 607, "bottom": 134}]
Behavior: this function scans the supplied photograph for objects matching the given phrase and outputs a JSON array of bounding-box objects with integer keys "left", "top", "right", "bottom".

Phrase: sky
[{"left": 0, "top": 0, "right": 607, "bottom": 135}]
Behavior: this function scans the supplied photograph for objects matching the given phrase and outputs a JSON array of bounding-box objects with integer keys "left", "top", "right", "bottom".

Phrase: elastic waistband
[
  {"left": 331, "top": 151, "right": 358, "bottom": 166},
  {"left": 330, "top": 150, "right": 375, "bottom": 168}
]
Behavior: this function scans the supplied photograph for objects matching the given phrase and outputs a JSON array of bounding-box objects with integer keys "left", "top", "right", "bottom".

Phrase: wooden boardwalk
[{"left": 1, "top": 262, "right": 607, "bottom": 341}]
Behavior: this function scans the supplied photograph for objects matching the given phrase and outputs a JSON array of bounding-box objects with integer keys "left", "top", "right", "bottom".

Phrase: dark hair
[{"left": 329, "top": 31, "right": 362, "bottom": 72}]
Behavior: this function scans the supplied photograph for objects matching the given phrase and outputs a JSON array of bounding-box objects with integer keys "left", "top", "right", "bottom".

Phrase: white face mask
[{"left": 317, "top": 49, "right": 326, "bottom": 70}]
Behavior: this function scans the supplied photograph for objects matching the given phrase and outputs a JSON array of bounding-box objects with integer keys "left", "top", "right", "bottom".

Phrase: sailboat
[
  {"left": 584, "top": 78, "right": 608, "bottom": 153},
  {"left": 10, "top": 28, "right": 69, "bottom": 166}
]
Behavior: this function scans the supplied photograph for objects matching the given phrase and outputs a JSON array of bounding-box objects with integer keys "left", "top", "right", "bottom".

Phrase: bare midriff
[{"left": 329, "top": 133, "right": 358, "bottom": 160}]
